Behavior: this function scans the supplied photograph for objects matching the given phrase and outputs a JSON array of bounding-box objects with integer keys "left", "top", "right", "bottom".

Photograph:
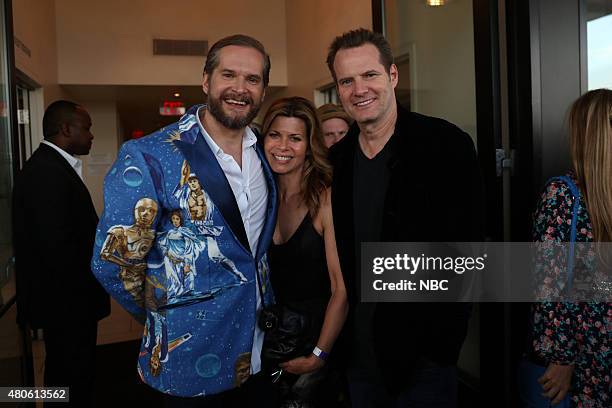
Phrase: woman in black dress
[{"left": 262, "top": 96, "right": 348, "bottom": 407}]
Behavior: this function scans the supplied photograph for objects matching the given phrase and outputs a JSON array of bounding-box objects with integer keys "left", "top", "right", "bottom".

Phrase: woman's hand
[
  {"left": 279, "top": 354, "right": 325, "bottom": 375},
  {"left": 538, "top": 363, "right": 574, "bottom": 406}
]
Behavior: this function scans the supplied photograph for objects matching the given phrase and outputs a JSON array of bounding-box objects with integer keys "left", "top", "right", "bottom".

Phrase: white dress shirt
[
  {"left": 41, "top": 140, "right": 83, "bottom": 180},
  {"left": 197, "top": 107, "right": 268, "bottom": 375}
]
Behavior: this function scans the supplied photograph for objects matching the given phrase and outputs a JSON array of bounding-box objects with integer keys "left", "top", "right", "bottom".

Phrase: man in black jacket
[
  {"left": 326, "top": 29, "right": 483, "bottom": 407},
  {"left": 13, "top": 100, "right": 110, "bottom": 406}
]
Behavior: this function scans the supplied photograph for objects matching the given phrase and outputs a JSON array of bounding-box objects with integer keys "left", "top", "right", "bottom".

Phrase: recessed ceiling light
[{"left": 173, "top": 92, "right": 181, "bottom": 98}]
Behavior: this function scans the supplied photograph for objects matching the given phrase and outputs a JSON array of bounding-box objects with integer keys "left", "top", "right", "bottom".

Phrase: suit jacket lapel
[
  {"left": 174, "top": 134, "right": 251, "bottom": 254},
  {"left": 254, "top": 142, "right": 277, "bottom": 261}
]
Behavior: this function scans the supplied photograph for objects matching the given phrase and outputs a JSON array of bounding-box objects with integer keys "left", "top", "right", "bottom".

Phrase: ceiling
[{"left": 586, "top": 0, "right": 612, "bottom": 21}]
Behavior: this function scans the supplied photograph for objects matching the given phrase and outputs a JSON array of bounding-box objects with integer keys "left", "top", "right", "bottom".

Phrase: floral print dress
[{"left": 530, "top": 174, "right": 611, "bottom": 408}]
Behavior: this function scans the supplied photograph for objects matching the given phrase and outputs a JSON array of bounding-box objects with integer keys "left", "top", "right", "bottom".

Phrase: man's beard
[{"left": 207, "top": 91, "right": 261, "bottom": 130}]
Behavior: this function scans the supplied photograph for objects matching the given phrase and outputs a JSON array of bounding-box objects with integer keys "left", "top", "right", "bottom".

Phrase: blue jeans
[
  {"left": 517, "top": 359, "right": 571, "bottom": 408},
  {"left": 348, "top": 366, "right": 458, "bottom": 408}
]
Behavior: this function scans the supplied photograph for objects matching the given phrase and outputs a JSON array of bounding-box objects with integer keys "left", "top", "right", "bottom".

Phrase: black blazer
[
  {"left": 330, "top": 104, "right": 484, "bottom": 392},
  {"left": 13, "top": 143, "right": 110, "bottom": 328}
]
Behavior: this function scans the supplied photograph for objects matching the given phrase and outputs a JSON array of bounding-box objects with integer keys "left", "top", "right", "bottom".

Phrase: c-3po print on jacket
[{"left": 92, "top": 105, "right": 277, "bottom": 397}]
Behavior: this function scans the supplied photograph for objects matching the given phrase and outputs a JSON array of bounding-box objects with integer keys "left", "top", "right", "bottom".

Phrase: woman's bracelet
[{"left": 312, "top": 346, "right": 329, "bottom": 361}]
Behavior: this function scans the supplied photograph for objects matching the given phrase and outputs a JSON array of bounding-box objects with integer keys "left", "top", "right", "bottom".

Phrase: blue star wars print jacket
[{"left": 92, "top": 105, "right": 277, "bottom": 397}]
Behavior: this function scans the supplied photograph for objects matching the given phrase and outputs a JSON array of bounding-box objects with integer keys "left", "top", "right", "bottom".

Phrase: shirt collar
[
  {"left": 41, "top": 140, "right": 83, "bottom": 171},
  {"left": 196, "top": 106, "right": 257, "bottom": 158}
]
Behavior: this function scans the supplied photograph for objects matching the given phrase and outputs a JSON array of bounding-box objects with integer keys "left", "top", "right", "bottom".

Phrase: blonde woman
[
  {"left": 261, "top": 97, "right": 348, "bottom": 406},
  {"left": 525, "top": 89, "right": 611, "bottom": 407}
]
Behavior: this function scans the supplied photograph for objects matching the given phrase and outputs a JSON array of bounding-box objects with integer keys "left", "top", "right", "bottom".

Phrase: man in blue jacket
[{"left": 93, "top": 34, "right": 278, "bottom": 406}]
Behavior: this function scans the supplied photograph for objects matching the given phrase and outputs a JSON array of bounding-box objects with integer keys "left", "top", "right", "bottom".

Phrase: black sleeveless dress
[
  {"left": 269, "top": 214, "right": 331, "bottom": 304},
  {"left": 268, "top": 215, "right": 342, "bottom": 407},
  {"left": 268, "top": 214, "right": 331, "bottom": 354}
]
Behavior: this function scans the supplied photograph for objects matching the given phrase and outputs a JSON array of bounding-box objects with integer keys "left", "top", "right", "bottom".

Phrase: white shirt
[
  {"left": 41, "top": 140, "right": 83, "bottom": 180},
  {"left": 197, "top": 107, "right": 269, "bottom": 374}
]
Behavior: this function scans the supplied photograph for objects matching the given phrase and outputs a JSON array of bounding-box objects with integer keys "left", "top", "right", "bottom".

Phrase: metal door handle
[{"left": 2, "top": 255, "right": 15, "bottom": 284}]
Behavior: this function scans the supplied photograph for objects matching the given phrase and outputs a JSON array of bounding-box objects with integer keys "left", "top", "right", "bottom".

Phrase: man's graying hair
[
  {"left": 203, "top": 34, "right": 271, "bottom": 87},
  {"left": 326, "top": 28, "right": 394, "bottom": 83}
]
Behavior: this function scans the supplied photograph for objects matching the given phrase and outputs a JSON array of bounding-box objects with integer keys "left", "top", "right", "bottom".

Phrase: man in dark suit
[
  {"left": 325, "top": 29, "right": 484, "bottom": 407},
  {"left": 13, "top": 100, "right": 110, "bottom": 406}
]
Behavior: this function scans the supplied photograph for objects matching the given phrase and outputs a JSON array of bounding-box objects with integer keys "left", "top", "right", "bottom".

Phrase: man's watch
[{"left": 312, "top": 346, "right": 329, "bottom": 361}]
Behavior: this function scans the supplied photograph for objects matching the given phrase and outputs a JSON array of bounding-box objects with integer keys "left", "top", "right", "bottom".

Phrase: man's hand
[
  {"left": 279, "top": 354, "right": 324, "bottom": 375},
  {"left": 538, "top": 363, "right": 573, "bottom": 406}
]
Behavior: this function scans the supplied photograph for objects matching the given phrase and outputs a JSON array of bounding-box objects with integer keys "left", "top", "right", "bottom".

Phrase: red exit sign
[
  {"left": 131, "top": 129, "right": 145, "bottom": 139},
  {"left": 160, "top": 101, "right": 186, "bottom": 116}
]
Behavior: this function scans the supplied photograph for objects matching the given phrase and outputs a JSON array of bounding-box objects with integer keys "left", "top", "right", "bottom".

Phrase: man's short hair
[
  {"left": 203, "top": 34, "right": 271, "bottom": 87},
  {"left": 326, "top": 28, "right": 394, "bottom": 83},
  {"left": 42, "top": 100, "right": 80, "bottom": 139}
]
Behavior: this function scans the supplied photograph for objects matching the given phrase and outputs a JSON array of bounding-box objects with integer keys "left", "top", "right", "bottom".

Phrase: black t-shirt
[
  {"left": 353, "top": 143, "right": 394, "bottom": 251},
  {"left": 353, "top": 134, "right": 397, "bottom": 288},
  {"left": 350, "top": 135, "right": 395, "bottom": 380}
]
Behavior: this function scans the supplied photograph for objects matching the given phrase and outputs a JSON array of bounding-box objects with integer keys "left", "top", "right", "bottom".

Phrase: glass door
[
  {"left": 0, "top": 0, "right": 15, "bottom": 313},
  {"left": 15, "top": 83, "right": 33, "bottom": 169},
  {"left": 585, "top": 0, "right": 612, "bottom": 90},
  {"left": 380, "top": 0, "right": 505, "bottom": 405},
  {"left": 383, "top": 0, "right": 482, "bottom": 393},
  {"left": 0, "top": 0, "right": 34, "bottom": 392}
]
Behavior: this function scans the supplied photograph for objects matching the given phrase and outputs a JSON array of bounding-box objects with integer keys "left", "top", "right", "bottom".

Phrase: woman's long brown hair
[{"left": 262, "top": 97, "right": 333, "bottom": 215}]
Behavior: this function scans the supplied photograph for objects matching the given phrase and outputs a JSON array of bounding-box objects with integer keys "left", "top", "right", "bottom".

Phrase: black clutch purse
[{"left": 258, "top": 304, "right": 315, "bottom": 368}]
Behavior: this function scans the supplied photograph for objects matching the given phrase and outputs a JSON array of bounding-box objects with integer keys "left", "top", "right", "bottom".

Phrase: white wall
[
  {"left": 79, "top": 101, "right": 120, "bottom": 215},
  {"left": 55, "top": 0, "right": 288, "bottom": 86},
  {"left": 13, "top": 0, "right": 66, "bottom": 105},
  {"left": 13, "top": 0, "right": 56, "bottom": 85},
  {"left": 281, "top": 0, "right": 372, "bottom": 100}
]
